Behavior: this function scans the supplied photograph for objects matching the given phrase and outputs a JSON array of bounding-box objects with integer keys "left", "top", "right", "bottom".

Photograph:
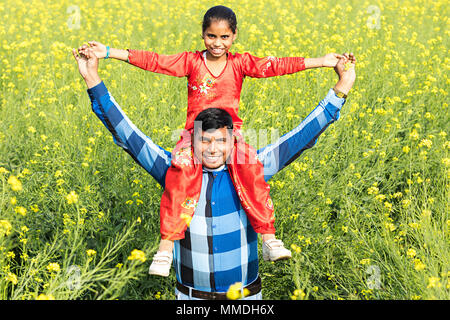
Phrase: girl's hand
[
  {"left": 78, "top": 41, "right": 107, "bottom": 59},
  {"left": 322, "top": 53, "right": 344, "bottom": 67}
]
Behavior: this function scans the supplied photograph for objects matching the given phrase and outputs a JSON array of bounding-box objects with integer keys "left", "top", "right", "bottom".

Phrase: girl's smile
[{"left": 202, "top": 20, "right": 236, "bottom": 61}]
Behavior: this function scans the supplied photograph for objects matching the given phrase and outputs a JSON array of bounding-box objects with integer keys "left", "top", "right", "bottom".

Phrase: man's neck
[{"left": 203, "top": 164, "right": 226, "bottom": 172}]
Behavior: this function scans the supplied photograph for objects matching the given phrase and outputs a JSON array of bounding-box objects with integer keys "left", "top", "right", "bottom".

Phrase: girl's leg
[
  {"left": 150, "top": 129, "right": 202, "bottom": 276},
  {"left": 230, "top": 131, "right": 291, "bottom": 261}
]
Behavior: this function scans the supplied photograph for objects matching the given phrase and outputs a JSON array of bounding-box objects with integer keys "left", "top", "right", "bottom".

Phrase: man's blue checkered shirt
[{"left": 87, "top": 81, "right": 345, "bottom": 293}]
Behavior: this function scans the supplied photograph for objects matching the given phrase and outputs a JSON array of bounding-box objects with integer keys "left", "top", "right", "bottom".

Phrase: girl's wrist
[
  {"left": 104, "top": 46, "right": 110, "bottom": 59},
  {"left": 304, "top": 57, "right": 323, "bottom": 69}
]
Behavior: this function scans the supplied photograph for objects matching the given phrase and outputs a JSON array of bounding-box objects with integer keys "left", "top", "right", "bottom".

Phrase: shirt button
[{"left": 212, "top": 202, "right": 215, "bottom": 205}]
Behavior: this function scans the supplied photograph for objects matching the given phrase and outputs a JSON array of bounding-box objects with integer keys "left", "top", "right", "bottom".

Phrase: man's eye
[{"left": 221, "top": 36, "right": 229, "bottom": 39}]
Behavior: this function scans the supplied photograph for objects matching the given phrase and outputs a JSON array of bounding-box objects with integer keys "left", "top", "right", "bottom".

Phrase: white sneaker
[
  {"left": 262, "top": 239, "right": 292, "bottom": 261},
  {"left": 148, "top": 251, "right": 173, "bottom": 277}
]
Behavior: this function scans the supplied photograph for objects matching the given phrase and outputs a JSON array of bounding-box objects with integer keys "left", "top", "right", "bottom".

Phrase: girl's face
[{"left": 202, "top": 20, "right": 236, "bottom": 60}]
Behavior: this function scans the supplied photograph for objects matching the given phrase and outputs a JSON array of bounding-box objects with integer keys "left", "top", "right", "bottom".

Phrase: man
[{"left": 72, "top": 47, "right": 355, "bottom": 300}]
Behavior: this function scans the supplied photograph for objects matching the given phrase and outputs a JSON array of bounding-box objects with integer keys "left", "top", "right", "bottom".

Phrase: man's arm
[
  {"left": 257, "top": 53, "right": 356, "bottom": 181},
  {"left": 72, "top": 47, "right": 172, "bottom": 187},
  {"left": 257, "top": 89, "right": 345, "bottom": 181}
]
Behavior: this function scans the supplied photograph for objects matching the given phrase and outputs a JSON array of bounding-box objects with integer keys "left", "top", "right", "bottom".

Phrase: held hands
[
  {"left": 334, "top": 52, "right": 356, "bottom": 79},
  {"left": 333, "top": 52, "right": 356, "bottom": 95},
  {"left": 72, "top": 47, "right": 101, "bottom": 88},
  {"left": 78, "top": 41, "right": 107, "bottom": 59}
]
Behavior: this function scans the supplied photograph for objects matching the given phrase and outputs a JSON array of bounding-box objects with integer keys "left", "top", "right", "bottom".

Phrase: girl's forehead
[{"left": 204, "top": 19, "right": 234, "bottom": 33}]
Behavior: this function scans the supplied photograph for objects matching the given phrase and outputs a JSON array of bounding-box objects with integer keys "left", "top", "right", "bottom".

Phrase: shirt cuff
[
  {"left": 326, "top": 88, "right": 346, "bottom": 109},
  {"left": 87, "top": 81, "right": 108, "bottom": 102}
]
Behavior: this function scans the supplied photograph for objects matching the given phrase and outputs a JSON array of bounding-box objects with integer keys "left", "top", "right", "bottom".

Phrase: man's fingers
[
  {"left": 72, "top": 48, "right": 80, "bottom": 60},
  {"left": 86, "top": 48, "right": 94, "bottom": 58}
]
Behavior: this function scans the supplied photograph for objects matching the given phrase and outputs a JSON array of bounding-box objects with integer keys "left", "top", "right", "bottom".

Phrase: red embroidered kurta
[{"left": 128, "top": 50, "right": 305, "bottom": 240}]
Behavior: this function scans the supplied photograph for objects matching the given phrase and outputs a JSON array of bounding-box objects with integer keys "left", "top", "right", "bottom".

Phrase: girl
[{"left": 79, "top": 5, "right": 343, "bottom": 276}]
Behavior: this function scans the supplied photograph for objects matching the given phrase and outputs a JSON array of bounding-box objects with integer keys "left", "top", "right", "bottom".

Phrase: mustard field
[{"left": 0, "top": 0, "right": 449, "bottom": 299}]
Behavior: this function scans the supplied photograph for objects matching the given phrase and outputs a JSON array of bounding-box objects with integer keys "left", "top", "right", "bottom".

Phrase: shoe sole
[
  {"left": 263, "top": 254, "right": 292, "bottom": 262},
  {"left": 149, "top": 269, "right": 170, "bottom": 277}
]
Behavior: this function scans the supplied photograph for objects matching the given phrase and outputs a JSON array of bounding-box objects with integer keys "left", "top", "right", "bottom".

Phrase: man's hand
[
  {"left": 333, "top": 52, "right": 356, "bottom": 95},
  {"left": 72, "top": 47, "right": 101, "bottom": 89}
]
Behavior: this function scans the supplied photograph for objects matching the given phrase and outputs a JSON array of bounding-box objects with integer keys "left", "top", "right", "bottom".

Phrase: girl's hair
[{"left": 202, "top": 5, "right": 237, "bottom": 34}]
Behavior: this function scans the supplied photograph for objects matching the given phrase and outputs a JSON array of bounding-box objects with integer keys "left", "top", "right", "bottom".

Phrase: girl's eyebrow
[{"left": 206, "top": 32, "right": 232, "bottom": 37}]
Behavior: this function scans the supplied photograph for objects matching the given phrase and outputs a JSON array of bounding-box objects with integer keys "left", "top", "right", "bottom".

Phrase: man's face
[{"left": 193, "top": 127, "right": 234, "bottom": 169}]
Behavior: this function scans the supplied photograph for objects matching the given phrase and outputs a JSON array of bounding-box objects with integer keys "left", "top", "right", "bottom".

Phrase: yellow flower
[
  {"left": 418, "top": 138, "right": 432, "bottom": 149},
  {"left": 406, "top": 248, "right": 416, "bottom": 258},
  {"left": 7, "top": 175, "right": 22, "bottom": 192},
  {"left": 128, "top": 249, "right": 146, "bottom": 263},
  {"left": 6, "top": 272, "right": 18, "bottom": 285},
  {"left": 66, "top": 191, "right": 79, "bottom": 204},
  {"left": 0, "top": 167, "right": 9, "bottom": 174},
  {"left": 413, "top": 259, "right": 426, "bottom": 271},
  {"left": 36, "top": 294, "right": 55, "bottom": 300},
  {"left": 291, "top": 288, "right": 306, "bottom": 300},
  {"left": 226, "top": 282, "right": 249, "bottom": 300},
  {"left": 180, "top": 213, "right": 193, "bottom": 227},
  {"left": 15, "top": 206, "right": 27, "bottom": 216},
  {"left": 46, "top": 262, "right": 61, "bottom": 273},
  {"left": 427, "top": 277, "right": 441, "bottom": 288},
  {"left": 86, "top": 249, "right": 97, "bottom": 257},
  {"left": 385, "top": 222, "right": 396, "bottom": 232},
  {"left": 290, "top": 244, "right": 301, "bottom": 253},
  {"left": 409, "top": 129, "right": 419, "bottom": 140},
  {"left": 0, "top": 220, "right": 12, "bottom": 237}
]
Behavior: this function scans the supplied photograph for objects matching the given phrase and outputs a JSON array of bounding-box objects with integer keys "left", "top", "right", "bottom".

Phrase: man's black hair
[{"left": 194, "top": 108, "right": 233, "bottom": 132}]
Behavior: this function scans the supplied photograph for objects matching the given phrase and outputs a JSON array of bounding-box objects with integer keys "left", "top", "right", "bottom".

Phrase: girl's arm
[
  {"left": 305, "top": 53, "right": 344, "bottom": 69},
  {"left": 79, "top": 41, "right": 193, "bottom": 77},
  {"left": 127, "top": 50, "right": 193, "bottom": 77},
  {"left": 239, "top": 52, "right": 343, "bottom": 78},
  {"left": 239, "top": 52, "right": 305, "bottom": 78}
]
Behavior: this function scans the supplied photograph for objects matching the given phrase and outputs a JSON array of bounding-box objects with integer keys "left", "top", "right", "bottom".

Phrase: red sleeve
[
  {"left": 239, "top": 52, "right": 305, "bottom": 78},
  {"left": 127, "top": 50, "right": 192, "bottom": 77}
]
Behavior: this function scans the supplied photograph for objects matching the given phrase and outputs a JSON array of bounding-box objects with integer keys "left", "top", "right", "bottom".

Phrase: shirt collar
[{"left": 203, "top": 164, "right": 227, "bottom": 173}]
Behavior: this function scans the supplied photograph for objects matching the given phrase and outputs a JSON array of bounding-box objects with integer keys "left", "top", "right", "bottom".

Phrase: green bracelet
[{"left": 105, "top": 46, "right": 110, "bottom": 59}]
